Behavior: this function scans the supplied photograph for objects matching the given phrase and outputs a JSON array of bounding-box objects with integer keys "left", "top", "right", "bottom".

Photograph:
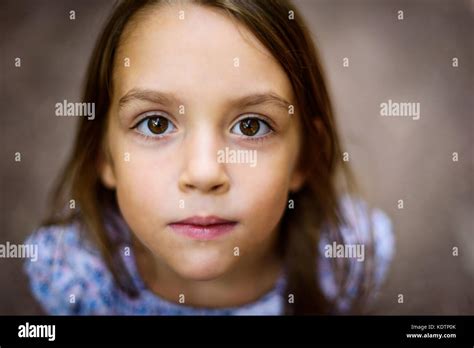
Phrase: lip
[{"left": 169, "top": 216, "right": 237, "bottom": 240}]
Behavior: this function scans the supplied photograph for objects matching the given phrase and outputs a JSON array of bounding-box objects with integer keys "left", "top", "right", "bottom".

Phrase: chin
[{"left": 170, "top": 249, "right": 233, "bottom": 281}]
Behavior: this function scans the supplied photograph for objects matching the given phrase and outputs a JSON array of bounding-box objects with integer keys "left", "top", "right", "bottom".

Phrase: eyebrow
[
  {"left": 118, "top": 88, "right": 292, "bottom": 111},
  {"left": 235, "top": 92, "right": 292, "bottom": 111},
  {"left": 119, "top": 88, "right": 178, "bottom": 109}
]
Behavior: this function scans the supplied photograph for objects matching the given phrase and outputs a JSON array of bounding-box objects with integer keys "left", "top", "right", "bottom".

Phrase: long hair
[{"left": 44, "top": 0, "right": 372, "bottom": 315}]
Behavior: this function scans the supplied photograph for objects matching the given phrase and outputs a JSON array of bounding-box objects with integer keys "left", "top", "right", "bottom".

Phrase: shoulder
[
  {"left": 318, "top": 195, "right": 395, "bottom": 312},
  {"left": 23, "top": 223, "right": 117, "bottom": 314}
]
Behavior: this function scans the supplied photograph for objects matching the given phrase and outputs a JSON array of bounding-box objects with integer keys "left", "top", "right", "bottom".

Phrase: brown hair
[{"left": 44, "top": 0, "right": 373, "bottom": 315}]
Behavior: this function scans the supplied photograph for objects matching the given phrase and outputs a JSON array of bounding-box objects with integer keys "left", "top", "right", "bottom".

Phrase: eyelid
[
  {"left": 131, "top": 111, "right": 176, "bottom": 129},
  {"left": 230, "top": 113, "right": 276, "bottom": 131}
]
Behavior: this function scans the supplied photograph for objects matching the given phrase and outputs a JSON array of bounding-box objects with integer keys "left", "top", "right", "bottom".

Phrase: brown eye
[
  {"left": 231, "top": 117, "right": 272, "bottom": 138},
  {"left": 239, "top": 118, "right": 260, "bottom": 136},
  {"left": 147, "top": 116, "right": 169, "bottom": 134},
  {"left": 135, "top": 115, "right": 176, "bottom": 137}
]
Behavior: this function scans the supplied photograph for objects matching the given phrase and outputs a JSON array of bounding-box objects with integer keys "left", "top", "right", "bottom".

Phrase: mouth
[{"left": 168, "top": 216, "right": 238, "bottom": 240}]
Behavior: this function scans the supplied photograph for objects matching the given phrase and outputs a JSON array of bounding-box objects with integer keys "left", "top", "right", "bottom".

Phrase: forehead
[{"left": 113, "top": 3, "right": 294, "bottom": 106}]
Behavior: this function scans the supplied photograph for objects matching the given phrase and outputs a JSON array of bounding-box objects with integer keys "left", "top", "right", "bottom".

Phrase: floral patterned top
[{"left": 24, "top": 196, "right": 394, "bottom": 315}]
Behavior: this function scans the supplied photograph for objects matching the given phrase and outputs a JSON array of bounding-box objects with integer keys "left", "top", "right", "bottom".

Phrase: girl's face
[{"left": 100, "top": 3, "right": 304, "bottom": 281}]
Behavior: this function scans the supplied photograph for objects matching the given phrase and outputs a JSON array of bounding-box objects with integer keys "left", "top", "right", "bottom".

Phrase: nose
[{"left": 178, "top": 128, "right": 230, "bottom": 195}]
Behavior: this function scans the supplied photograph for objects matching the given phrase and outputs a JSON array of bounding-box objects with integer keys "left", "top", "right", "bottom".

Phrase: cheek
[
  {"left": 119, "top": 160, "right": 174, "bottom": 213},
  {"left": 109, "top": 136, "right": 178, "bottom": 238},
  {"left": 112, "top": 149, "right": 191, "bottom": 272},
  {"left": 232, "top": 144, "right": 297, "bottom": 243}
]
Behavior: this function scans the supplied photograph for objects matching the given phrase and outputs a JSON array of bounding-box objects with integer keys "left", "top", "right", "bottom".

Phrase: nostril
[
  {"left": 210, "top": 184, "right": 223, "bottom": 192},
  {"left": 185, "top": 183, "right": 196, "bottom": 190}
]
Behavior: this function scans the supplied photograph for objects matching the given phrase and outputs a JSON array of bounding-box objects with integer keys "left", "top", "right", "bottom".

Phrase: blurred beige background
[{"left": 1, "top": 0, "right": 472, "bottom": 314}]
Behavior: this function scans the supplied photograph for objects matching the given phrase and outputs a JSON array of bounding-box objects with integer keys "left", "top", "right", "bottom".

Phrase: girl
[{"left": 25, "top": 0, "right": 394, "bottom": 315}]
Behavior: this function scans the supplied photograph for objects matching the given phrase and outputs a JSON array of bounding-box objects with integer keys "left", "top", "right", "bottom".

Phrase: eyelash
[
  {"left": 136, "top": 132, "right": 168, "bottom": 143},
  {"left": 235, "top": 133, "right": 271, "bottom": 145},
  {"left": 130, "top": 112, "right": 275, "bottom": 144}
]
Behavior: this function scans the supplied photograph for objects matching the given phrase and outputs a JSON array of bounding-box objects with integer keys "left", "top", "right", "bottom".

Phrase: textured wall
[{"left": 1, "top": 0, "right": 472, "bottom": 314}]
